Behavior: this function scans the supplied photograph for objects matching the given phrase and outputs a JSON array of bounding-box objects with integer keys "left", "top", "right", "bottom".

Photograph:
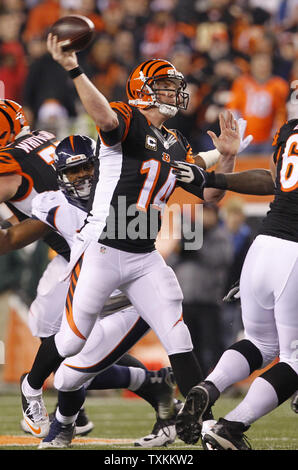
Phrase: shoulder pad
[
  {"left": 110, "top": 102, "right": 133, "bottom": 130},
  {"left": 272, "top": 119, "right": 298, "bottom": 147},
  {"left": 32, "top": 190, "right": 64, "bottom": 215}
]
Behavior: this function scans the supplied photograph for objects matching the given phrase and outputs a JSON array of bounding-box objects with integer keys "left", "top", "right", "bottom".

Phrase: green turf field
[{"left": 0, "top": 390, "right": 296, "bottom": 451}]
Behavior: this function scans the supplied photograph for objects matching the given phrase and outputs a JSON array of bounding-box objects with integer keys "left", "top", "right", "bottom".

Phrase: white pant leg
[
  {"left": 28, "top": 255, "right": 69, "bottom": 337},
  {"left": 274, "top": 252, "right": 298, "bottom": 373},
  {"left": 240, "top": 235, "right": 298, "bottom": 371},
  {"left": 120, "top": 250, "right": 193, "bottom": 356},
  {"left": 54, "top": 306, "right": 149, "bottom": 391},
  {"left": 55, "top": 241, "right": 122, "bottom": 358}
]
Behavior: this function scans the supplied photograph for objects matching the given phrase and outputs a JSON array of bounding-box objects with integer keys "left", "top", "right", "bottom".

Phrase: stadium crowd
[
  {"left": 0, "top": 0, "right": 297, "bottom": 379},
  {"left": 0, "top": 0, "right": 296, "bottom": 151}
]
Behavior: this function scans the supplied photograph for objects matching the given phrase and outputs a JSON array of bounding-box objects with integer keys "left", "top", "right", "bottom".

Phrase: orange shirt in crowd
[
  {"left": 23, "top": 0, "right": 104, "bottom": 42},
  {"left": 227, "top": 74, "right": 289, "bottom": 143}
]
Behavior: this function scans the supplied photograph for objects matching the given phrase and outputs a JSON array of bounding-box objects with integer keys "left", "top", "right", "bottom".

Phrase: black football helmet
[{"left": 54, "top": 135, "right": 96, "bottom": 205}]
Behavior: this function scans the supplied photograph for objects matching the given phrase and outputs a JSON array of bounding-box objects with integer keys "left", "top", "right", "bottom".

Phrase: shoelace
[
  {"left": 151, "top": 418, "right": 172, "bottom": 438},
  {"left": 25, "top": 399, "right": 44, "bottom": 422}
]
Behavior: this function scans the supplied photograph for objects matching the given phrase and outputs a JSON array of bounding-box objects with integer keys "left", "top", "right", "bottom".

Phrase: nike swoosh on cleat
[{"left": 24, "top": 418, "right": 41, "bottom": 435}]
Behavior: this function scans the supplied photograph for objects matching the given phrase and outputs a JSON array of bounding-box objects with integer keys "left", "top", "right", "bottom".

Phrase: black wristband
[
  {"left": 205, "top": 171, "right": 227, "bottom": 190},
  {"left": 68, "top": 66, "right": 83, "bottom": 79},
  {"left": 0, "top": 220, "right": 12, "bottom": 229}
]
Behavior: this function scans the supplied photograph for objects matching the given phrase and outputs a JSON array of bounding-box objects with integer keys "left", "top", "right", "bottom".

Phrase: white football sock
[
  {"left": 224, "top": 377, "right": 279, "bottom": 426},
  {"left": 206, "top": 349, "right": 251, "bottom": 392},
  {"left": 55, "top": 408, "right": 78, "bottom": 425},
  {"left": 22, "top": 375, "right": 43, "bottom": 396},
  {"left": 128, "top": 367, "right": 146, "bottom": 391}
]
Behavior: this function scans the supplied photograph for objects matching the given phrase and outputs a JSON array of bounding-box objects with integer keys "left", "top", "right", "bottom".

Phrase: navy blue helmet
[{"left": 54, "top": 134, "right": 96, "bottom": 205}]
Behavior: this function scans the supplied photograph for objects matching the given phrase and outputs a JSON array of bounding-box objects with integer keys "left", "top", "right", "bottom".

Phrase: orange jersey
[{"left": 227, "top": 75, "right": 289, "bottom": 143}]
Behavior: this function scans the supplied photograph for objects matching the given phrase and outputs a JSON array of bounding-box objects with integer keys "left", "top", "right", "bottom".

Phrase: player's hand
[
  {"left": 222, "top": 280, "right": 240, "bottom": 303},
  {"left": 171, "top": 161, "right": 207, "bottom": 188},
  {"left": 47, "top": 33, "right": 78, "bottom": 71},
  {"left": 207, "top": 110, "right": 240, "bottom": 158},
  {"left": 237, "top": 118, "right": 253, "bottom": 153}
]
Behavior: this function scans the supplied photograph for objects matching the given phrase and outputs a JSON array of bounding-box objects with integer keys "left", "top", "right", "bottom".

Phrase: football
[{"left": 49, "top": 15, "right": 95, "bottom": 52}]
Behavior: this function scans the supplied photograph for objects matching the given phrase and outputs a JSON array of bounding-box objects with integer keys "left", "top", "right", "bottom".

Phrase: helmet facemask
[
  {"left": 152, "top": 77, "right": 189, "bottom": 117},
  {"left": 57, "top": 160, "right": 94, "bottom": 203},
  {"left": 139, "top": 76, "right": 189, "bottom": 117}
]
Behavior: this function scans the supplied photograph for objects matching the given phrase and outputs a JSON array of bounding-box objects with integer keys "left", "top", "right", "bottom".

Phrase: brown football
[{"left": 49, "top": 15, "right": 95, "bottom": 52}]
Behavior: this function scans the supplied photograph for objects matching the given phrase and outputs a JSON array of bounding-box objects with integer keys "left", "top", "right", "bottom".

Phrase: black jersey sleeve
[{"left": 98, "top": 102, "right": 133, "bottom": 147}]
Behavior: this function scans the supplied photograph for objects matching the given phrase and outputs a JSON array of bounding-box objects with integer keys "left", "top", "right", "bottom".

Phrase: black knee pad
[
  {"left": 261, "top": 362, "right": 298, "bottom": 405},
  {"left": 229, "top": 339, "right": 263, "bottom": 374}
]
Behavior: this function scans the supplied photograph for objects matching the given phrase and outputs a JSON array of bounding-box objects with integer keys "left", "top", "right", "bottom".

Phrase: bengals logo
[{"left": 162, "top": 152, "right": 170, "bottom": 163}]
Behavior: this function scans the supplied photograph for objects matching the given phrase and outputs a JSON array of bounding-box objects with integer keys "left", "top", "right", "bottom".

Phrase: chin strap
[{"left": 156, "top": 103, "right": 178, "bottom": 118}]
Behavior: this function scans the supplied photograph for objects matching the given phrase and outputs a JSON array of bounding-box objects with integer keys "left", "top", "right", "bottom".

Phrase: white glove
[
  {"left": 237, "top": 118, "right": 253, "bottom": 153},
  {"left": 171, "top": 161, "right": 207, "bottom": 187}
]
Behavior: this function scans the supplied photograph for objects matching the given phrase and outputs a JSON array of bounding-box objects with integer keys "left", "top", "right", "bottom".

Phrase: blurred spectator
[
  {"left": 35, "top": 98, "right": 70, "bottom": 139},
  {"left": 222, "top": 198, "right": 253, "bottom": 288},
  {"left": 22, "top": 0, "right": 60, "bottom": 43},
  {"left": 100, "top": 1, "right": 125, "bottom": 37},
  {"left": 170, "top": 202, "right": 233, "bottom": 375},
  {"left": 0, "top": 12, "right": 27, "bottom": 102},
  {"left": 226, "top": 52, "right": 289, "bottom": 154},
  {"left": 23, "top": 43, "right": 78, "bottom": 126},
  {"left": 120, "top": 0, "right": 150, "bottom": 59},
  {"left": 140, "top": 9, "right": 178, "bottom": 59},
  {"left": 220, "top": 197, "right": 253, "bottom": 349},
  {"left": 113, "top": 30, "right": 137, "bottom": 71},
  {"left": 85, "top": 35, "right": 127, "bottom": 101},
  {"left": 23, "top": 0, "right": 104, "bottom": 43},
  {"left": 287, "top": 59, "right": 298, "bottom": 121}
]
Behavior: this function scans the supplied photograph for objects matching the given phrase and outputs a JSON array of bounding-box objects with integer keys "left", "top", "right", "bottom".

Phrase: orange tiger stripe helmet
[
  {"left": 126, "top": 59, "right": 189, "bottom": 116},
  {"left": 0, "top": 99, "right": 29, "bottom": 148}
]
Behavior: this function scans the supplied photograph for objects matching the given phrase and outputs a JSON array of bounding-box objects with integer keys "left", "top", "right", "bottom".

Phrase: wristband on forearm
[
  {"left": 198, "top": 149, "right": 220, "bottom": 169},
  {"left": 0, "top": 220, "right": 12, "bottom": 229},
  {"left": 205, "top": 171, "right": 228, "bottom": 189},
  {"left": 68, "top": 66, "right": 83, "bottom": 79}
]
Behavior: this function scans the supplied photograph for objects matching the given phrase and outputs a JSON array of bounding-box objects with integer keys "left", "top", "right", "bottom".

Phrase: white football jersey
[
  {"left": 31, "top": 190, "right": 130, "bottom": 315},
  {"left": 32, "top": 190, "right": 85, "bottom": 248}
]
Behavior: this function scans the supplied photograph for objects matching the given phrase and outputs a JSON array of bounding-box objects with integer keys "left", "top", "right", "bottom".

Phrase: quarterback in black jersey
[
  {"left": 173, "top": 120, "right": 298, "bottom": 449},
  {"left": 19, "top": 33, "right": 242, "bottom": 436}
]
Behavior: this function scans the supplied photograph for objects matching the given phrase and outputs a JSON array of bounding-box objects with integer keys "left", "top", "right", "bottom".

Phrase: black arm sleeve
[
  {"left": 205, "top": 170, "right": 274, "bottom": 195},
  {"left": 177, "top": 180, "right": 205, "bottom": 200}
]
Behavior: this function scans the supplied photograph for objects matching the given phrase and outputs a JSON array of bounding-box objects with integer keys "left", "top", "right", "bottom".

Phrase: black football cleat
[
  {"left": 203, "top": 417, "right": 251, "bottom": 450},
  {"left": 48, "top": 405, "right": 94, "bottom": 436},
  {"left": 176, "top": 381, "right": 219, "bottom": 445},
  {"left": 38, "top": 418, "right": 75, "bottom": 449},
  {"left": 136, "top": 367, "right": 176, "bottom": 420}
]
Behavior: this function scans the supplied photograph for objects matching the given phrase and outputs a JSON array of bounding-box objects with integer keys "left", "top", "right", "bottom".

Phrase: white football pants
[
  {"left": 240, "top": 235, "right": 298, "bottom": 373},
  {"left": 54, "top": 239, "right": 192, "bottom": 362},
  {"left": 28, "top": 255, "right": 69, "bottom": 338}
]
